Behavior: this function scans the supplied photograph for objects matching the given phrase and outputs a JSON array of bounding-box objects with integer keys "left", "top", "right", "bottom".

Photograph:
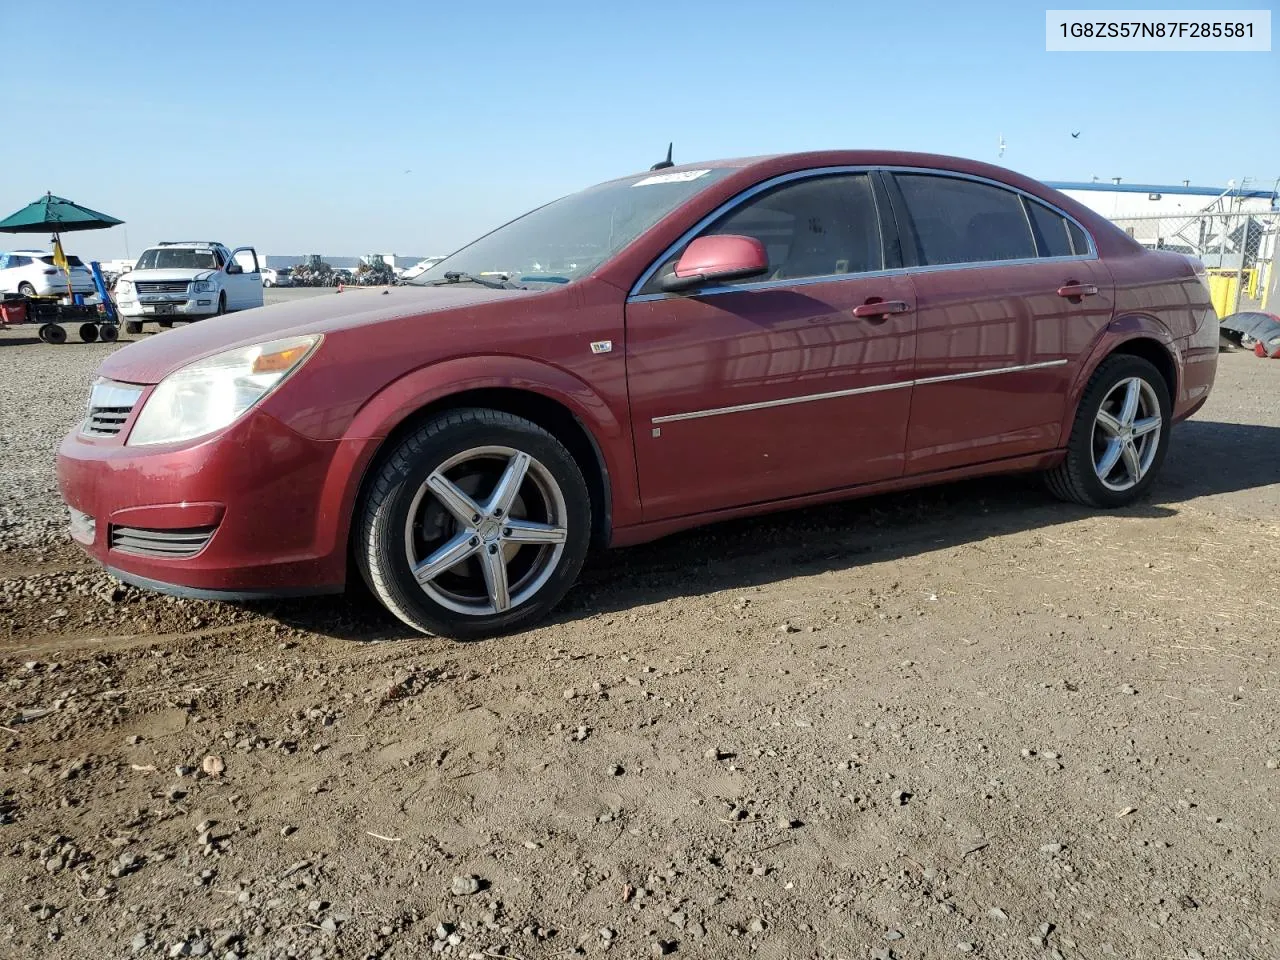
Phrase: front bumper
[
  {"left": 57, "top": 409, "right": 353, "bottom": 596},
  {"left": 116, "top": 294, "right": 219, "bottom": 319}
]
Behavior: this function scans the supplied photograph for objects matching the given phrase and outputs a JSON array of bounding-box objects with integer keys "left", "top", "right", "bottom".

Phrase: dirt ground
[{"left": 1, "top": 320, "right": 1278, "bottom": 960}]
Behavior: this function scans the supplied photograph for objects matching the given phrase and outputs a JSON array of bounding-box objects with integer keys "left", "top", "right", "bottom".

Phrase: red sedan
[{"left": 57, "top": 151, "right": 1218, "bottom": 638}]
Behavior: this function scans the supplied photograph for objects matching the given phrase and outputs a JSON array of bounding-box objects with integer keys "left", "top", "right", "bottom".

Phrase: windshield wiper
[{"left": 430, "top": 271, "right": 523, "bottom": 290}]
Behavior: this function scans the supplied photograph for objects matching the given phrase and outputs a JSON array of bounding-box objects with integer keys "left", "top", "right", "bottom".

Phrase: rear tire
[
  {"left": 356, "top": 409, "right": 591, "bottom": 639},
  {"left": 97, "top": 323, "right": 118, "bottom": 343},
  {"left": 18, "top": 282, "right": 37, "bottom": 297},
  {"left": 79, "top": 322, "right": 99, "bottom": 343},
  {"left": 38, "top": 323, "right": 67, "bottom": 345},
  {"left": 1046, "top": 355, "right": 1171, "bottom": 507}
]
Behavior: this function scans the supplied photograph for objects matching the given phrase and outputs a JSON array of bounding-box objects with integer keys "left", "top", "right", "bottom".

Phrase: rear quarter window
[
  {"left": 895, "top": 173, "right": 1036, "bottom": 266},
  {"left": 1025, "top": 201, "right": 1074, "bottom": 258},
  {"left": 1067, "top": 219, "right": 1091, "bottom": 255}
]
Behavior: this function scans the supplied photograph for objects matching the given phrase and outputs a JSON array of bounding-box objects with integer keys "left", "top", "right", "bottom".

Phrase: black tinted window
[
  {"left": 645, "top": 173, "right": 883, "bottom": 292},
  {"left": 1067, "top": 220, "right": 1090, "bottom": 255},
  {"left": 895, "top": 174, "right": 1035, "bottom": 265},
  {"left": 1025, "top": 200, "right": 1074, "bottom": 257}
]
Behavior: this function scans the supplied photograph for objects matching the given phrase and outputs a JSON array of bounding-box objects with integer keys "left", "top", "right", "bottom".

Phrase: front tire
[
  {"left": 1047, "top": 355, "right": 1172, "bottom": 507},
  {"left": 124, "top": 320, "right": 143, "bottom": 335},
  {"left": 18, "top": 282, "right": 37, "bottom": 297},
  {"left": 356, "top": 409, "right": 592, "bottom": 639},
  {"left": 215, "top": 292, "right": 227, "bottom": 316}
]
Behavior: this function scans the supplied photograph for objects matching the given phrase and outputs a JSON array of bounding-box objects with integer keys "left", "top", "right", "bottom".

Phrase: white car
[
  {"left": 0, "top": 249, "right": 97, "bottom": 297},
  {"left": 115, "top": 241, "right": 263, "bottom": 331},
  {"left": 397, "top": 256, "right": 447, "bottom": 283},
  {"left": 261, "top": 267, "right": 293, "bottom": 287}
]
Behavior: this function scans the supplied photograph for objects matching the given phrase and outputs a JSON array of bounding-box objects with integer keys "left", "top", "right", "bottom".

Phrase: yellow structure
[{"left": 1206, "top": 269, "right": 1239, "bottom": 318}]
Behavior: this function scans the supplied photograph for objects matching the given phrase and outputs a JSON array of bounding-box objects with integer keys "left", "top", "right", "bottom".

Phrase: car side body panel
[{"left": 55, "top": 149, "right": 1216, "bottom": 601}]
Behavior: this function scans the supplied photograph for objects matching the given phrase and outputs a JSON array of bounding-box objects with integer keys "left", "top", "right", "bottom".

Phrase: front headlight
[
  {"left": 127, "top": 335, "right": 321, "bottom": 446},
  {"left": 192, "top": 280, "right": 214, "bottom": 293},
  {"left": 116, "top": 280, "right": 133, "bottom": 294}
]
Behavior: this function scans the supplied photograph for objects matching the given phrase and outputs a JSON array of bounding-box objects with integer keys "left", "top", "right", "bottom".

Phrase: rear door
[
  {"left": 884, "top": 171, "right": 1113, "bottom": 474},
  {"left": 625, "top": 170, "right": 917, "bottom": 521}
]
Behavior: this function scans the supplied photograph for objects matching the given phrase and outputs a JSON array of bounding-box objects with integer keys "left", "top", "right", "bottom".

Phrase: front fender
[
  {"left": 309, "top": 354, "right": 638, "bottom": 569},
  {"left": 1057, "top": 314, "right": 1180, "bottom": 446}
]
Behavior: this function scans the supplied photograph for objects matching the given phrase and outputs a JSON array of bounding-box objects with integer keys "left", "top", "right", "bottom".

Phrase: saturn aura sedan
[{"left": 57, "top": 151, "right": 1218, "bottom": 638}]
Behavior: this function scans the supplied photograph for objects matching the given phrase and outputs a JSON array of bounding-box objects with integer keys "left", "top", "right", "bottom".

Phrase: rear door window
[
  {"left": 894, "top": 173, "right": 1036, "bottom": 265},
  {"left": 644, "top": 173, "right": 884, "bottom": 293}
]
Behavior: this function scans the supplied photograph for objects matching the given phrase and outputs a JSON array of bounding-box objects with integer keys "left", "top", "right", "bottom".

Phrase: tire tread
[
  {"left": 1046, "top": 355, "right": 1170, "bottom": 508},
  {"left": 355, "top": 408, "right": 588, "bottom": 638}
]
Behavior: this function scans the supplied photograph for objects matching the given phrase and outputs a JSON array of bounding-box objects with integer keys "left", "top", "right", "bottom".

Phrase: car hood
[
  {"left": 99, "top": 285, "right": 541, "bottom": 385},
  {"left": 126, "top": 268, "right": 217, "bottom": 283}
]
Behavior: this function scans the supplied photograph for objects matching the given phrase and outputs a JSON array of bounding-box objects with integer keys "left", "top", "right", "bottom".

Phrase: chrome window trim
[
  {"left": 650, "top": 359, "right": 1069, "bottom": 424},
  {"left": 628, "top": 165, "right": 878, "bottom": 298},
  {"left": 627, "top": 165, "right": 1098, "bottom": 302},
  {"left": 882, "top": 165, "right": 1099, "bottom": 259}
]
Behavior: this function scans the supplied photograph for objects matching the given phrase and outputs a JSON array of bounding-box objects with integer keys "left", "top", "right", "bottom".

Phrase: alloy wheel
[
  {"left": 403, "top": 445, "right": 568, "bottom": 616},
  {"left": 1091, "top": 377, "right": 1162, "bottom": 492}
]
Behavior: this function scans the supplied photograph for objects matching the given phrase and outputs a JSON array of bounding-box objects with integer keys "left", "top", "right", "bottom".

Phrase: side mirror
[
  {"left": 226, "top": 263, "right": 244, "bottom": 275},
  {"left": 660, "top": 234, "right": 768, "bottom": 293}
]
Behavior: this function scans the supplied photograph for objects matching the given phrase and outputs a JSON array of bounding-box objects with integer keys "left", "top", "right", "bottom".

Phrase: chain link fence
[{"left": 1104, "top": 210, "right": 1276, "bottom": 317}]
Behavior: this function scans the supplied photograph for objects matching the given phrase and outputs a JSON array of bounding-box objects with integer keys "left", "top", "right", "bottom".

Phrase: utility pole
[{"left": 1231, "top": 177, "right": 1248, "bottom": 314}]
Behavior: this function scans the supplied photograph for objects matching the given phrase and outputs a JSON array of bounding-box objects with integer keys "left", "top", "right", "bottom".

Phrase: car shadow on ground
[{"left": 260, "top": 419, "right": 1280, "bottom": 641}]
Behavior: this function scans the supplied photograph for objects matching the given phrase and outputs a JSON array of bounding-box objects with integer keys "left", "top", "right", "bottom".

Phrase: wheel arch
[
  {"left": 357, "top": 386, "right": 614, "bottom": 551},
  {"left": 1061, "top": 315, "right": 1181, "bottom": 446},
  {"left": 327, "top": 356, "right": 636, "bottom": 573}
]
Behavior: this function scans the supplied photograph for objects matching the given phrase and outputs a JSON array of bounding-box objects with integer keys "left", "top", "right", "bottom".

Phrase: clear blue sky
[{"left": 5, "top": 0, "right": 1276, "bottom": 262}]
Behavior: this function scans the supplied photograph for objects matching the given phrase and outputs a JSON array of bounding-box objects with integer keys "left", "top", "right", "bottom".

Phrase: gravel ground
[{"left": 1, "top": 319, "right": 1279, "bottom": 960}]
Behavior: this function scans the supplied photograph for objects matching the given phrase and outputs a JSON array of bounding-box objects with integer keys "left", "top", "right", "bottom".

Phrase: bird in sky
[
  {"left": 1071, "top": 131, "right": 1081, "bottom": 138},
  {"left": 997, "top": 134, "right": 1006, "bottom": 158}
]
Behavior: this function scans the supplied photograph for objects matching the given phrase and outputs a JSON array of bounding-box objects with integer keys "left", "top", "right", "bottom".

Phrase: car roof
[{"left": 607, "top": 150, "right": 1046, "bottom": 183}]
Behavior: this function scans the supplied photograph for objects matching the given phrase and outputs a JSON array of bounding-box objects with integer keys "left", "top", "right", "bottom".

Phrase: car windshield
[
  {"left": 135, "top": 248, "right": 220, "bottom": 271},
  {"left": 409, "top": 167, "right": 736, "bottom": 286}
]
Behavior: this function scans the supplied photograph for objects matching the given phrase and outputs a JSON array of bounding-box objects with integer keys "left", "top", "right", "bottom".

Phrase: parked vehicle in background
[
  {"left": 115, "top": 241, "right": 262, "bottom": 333},
  {"left": 0, "top": 249, "right": 97, "bottom": 297},
  {"left": 398, "top": 256, "right": 446, "bottom": 283},
  {"left": 58, "top": 151, "right": 1218, "bottom": 639},
  {"left": 261, "top": 267, "right": 293, "bottom": 288}
]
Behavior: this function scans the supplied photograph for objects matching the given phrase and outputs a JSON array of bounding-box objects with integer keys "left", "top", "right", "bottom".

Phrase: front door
[
  {"left": 625, "top": 172, "right": 917, "bottom": 522},
  {"left": 883, "top": 171, "right": 1115, "bottom": 474},
  {"left": 227, "top": 247, "right": 261, "bottom": 309}
]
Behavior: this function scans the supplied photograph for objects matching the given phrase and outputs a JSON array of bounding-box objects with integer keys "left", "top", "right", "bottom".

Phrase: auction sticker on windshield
[{"left": 632, "top": 170, "right": 711, "bottom": 186}]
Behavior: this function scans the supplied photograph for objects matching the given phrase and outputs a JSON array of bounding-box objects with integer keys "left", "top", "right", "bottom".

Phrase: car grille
[
  {"left": 82, "top": 380, "right": 144, "bottom": 437},
  {"left": 110, "top": 525, "right": 216, "bottom": 559},
  {"left": 134, "top": 281, "right": 190, "bottom": 295},
  {"left": 68, "top": 508, "right": 96, "bottom": 545}
]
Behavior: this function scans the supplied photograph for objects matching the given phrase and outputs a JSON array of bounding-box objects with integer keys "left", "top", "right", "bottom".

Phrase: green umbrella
[
  {"left": 0, "top": 193, "right": 123, "bottom": 299},
  {"left": 0, "top": 192, "right": 123, "bottom": 234}
]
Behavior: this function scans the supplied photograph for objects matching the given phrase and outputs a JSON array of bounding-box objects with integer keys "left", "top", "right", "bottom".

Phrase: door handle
[
  {"left": 1056, "top": 283, "right": 1098, "bottom": 299},
  {"left": 853, "top": 299, "right": 910, "bottom": 318}
]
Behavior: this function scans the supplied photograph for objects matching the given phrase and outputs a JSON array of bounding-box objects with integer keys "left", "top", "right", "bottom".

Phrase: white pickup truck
[{"left": 115, "top": 241, "right": 263, "bottom": 332}]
